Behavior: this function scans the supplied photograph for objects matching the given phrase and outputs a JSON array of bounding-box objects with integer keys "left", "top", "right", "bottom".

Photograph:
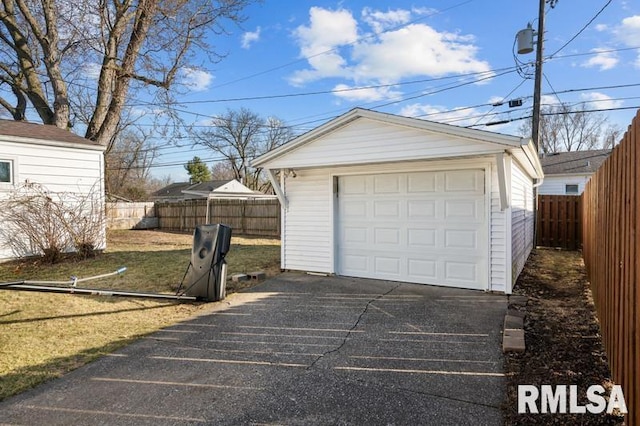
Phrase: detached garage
[{"left": 252, "top": 108, "right": 543, "bottom": 294}]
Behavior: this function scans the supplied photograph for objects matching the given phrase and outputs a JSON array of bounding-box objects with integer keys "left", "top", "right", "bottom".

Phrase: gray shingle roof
[
  {"left": 540, "top": 149, "right": 611, "bottom": 175},
  {"left": 0, "top": 119, "right": 99, "bottom": 147},
  {"left": 152, "top": 180, "right": 231, "bottom": 198}
]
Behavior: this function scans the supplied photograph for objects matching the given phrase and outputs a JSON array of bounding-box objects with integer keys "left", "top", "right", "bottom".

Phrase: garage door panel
[
  {"left": 343, "top": 227, "right": 368, "bottom": 244},
  {"left": 444, "top": 261, "right": 480, "bottom": 283},
  {"left": 374, "top": 228, "right": 400, "bottom": 245},
  {"left": 375, "top": 256, "right": 401, "bottom": 275},
  {"left": 374, "top": 174, "right": 401, "bottom": 193},
  {"left": 444, "top": 170, "right": 483, "bottom": 192},
  {"left": 444, "top": 199, "right": 483, "bottom": 220},
  {"left": 444, "top": 229, "right": 478, "bottom": 249},
  {"left": 342, "top": 200, "right": 368, "bottom": 218},
  {"left": 373, "top": 200, "right": 400, "bottom": 218},
  {"left": 342, "top": 175, "right": 367, "bottom": 194},
  {"left": 407, "top": 258, "right": 437, "bottom": 279},
  {"left": 407, "top": 228, "right": 437, "bottom": 247},
  {"left": 408, "top": 200, "right": 437, "bottom": 218},
  {"left": 338, "top": 170, "right": 487, "bottom": 290},
  {"left": 407, "top": 172, "right": 436, "bottom": 193}
]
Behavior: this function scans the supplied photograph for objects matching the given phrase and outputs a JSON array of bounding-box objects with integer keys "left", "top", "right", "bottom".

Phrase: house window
[
  {"left": 0, "top": 160, "right": 12, "bottom": 184},
  {"left": 565, "top": 184, "right": 579, "bottom": 195}
]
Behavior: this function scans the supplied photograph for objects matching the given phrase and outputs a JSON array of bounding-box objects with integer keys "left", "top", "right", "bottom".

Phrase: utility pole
[{"left": 531, "top": 0, "right": 546, "bottom": 154}]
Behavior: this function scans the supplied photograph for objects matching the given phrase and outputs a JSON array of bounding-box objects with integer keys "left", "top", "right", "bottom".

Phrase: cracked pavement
[{"left": 0, "top": 273, "right": 507, "bottom": 425}]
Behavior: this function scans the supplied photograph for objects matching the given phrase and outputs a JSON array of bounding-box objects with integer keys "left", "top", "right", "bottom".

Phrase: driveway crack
[{"left": 307, "top": 282, "right": 402, "bottom": 370}]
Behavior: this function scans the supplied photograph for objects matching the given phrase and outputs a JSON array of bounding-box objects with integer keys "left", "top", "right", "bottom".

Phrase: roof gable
[
  {"left": 253, "top": 108, "right": 526, "bottom": 169},
  {"left": 540, "top": 149, "right": 611, "bottom": 175}
]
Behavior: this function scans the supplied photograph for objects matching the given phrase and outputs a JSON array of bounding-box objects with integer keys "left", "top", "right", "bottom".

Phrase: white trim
[
  {"left": 0, "top": 134, "right": 105, "bottom": 152},
  {"left": 504, "top": 156, "right": 513, "bottom": 295},
  {"left": 0, "top": 155, "right": 17, "bottom": 190},
  {"left": 280, "top": 170, "right": 286, "bottom": 270},
  {"left": 266, "top": 169, "right": 288, "bottom": 209},
  {"left": 495, "top": 152, "right": 509, "bottom": 211}
]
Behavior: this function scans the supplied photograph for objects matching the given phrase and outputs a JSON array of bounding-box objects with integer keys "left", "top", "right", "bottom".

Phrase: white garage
[{"left": 252, "top": 108, "right": 543, "bottom": 294}]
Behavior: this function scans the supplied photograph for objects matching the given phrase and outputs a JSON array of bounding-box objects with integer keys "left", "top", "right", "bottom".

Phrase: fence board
[
  {"left": 536, "top": 195, "right": 581, "bottom": 249},
  {"left": 155, "top": 198, "right": 280, "bottom": 237},
  {"left": 582, "top": 109, "right": 640, "bottom": 424},
  {"left": 106, "top": 202, "right": 157, "bottom": 230}
]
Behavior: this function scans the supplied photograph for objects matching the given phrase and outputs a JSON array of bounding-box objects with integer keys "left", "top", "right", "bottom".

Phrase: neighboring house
[
  {"left": 538, "top": 149, "right": 610, "bottom": 195},
  {"left": 0, "top": 119, "right": 106, "bottom": 260},
  {"left": 152, "top": 179, "right": 260, "bottom": 201},
  {"left": 252, "top": 108, "right": 544, "bottom": 294}
]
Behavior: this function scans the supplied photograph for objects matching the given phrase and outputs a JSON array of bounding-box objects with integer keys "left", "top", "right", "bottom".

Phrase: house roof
[
  {"left": 152, "top": 180, "right": 256, "bottom": 199},
  {"left": 151, "top": 182, "right": 192, "bottom": 198},
  {"left": 252, "top": 107, "right": 544, "bottom": 179},
  {"left": 540, "top": 149, "right": 611, "bottom": 175},
  {"left": 0, "top": 119, "right": 103, "bottom": 150}
]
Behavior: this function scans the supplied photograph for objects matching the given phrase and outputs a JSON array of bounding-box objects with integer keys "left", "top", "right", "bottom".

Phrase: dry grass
[{"left": 0, "top": 230, "right": 280, "bottom": 400}]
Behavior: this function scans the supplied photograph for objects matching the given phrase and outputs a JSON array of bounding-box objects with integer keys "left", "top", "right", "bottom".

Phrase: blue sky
[{"left": 149, "top": 0, "right": 640, "bottom": 181}]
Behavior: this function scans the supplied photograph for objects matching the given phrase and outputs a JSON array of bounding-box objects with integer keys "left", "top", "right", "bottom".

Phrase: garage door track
[{"left": 0, "top": 273, "right": 507, "bottom": 425}]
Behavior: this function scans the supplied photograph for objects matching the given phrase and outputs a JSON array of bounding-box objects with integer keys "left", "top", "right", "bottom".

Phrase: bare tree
[
  {"left": 0, "top": 0, "right": 255, "bottom": 147},
  {"left": 192, "top": 108, "right": 294, "bottom": 190},
  {"left": 520, "top": 103, "right": 621, "bottom": 153},
  {"left": 105, "top": 131, "right": 158, "bottom": 200}
]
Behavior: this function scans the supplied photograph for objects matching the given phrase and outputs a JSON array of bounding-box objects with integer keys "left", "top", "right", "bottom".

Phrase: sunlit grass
[{"left": 0, "top": 229, "right": 280, "bottom": 400}]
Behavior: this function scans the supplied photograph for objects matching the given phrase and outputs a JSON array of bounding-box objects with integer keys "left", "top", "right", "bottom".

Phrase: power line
[{"left": 548, "top": 0, "right": 613, "bottom": 59}]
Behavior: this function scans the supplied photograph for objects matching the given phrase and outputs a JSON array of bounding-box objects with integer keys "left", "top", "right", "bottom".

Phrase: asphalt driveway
[{"left": 0, "top": 273, "right": 507, "bottom": 425}]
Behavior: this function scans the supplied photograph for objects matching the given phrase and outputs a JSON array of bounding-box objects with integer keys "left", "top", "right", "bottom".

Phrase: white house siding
[
  {"left": 282, "top": 157, "right": 511, "bottom": 292},
  {"left": 267, "top": 119, "right": 504, "bottom": 169},
  {"left": 510, "top": 159, "right": 535, "bottom": 283},
  {"left": 0, "top": 140, "right": 105, "bottom": 260},
  {"left": 537, "top": 174, "right": 590, "bottom": 195}
]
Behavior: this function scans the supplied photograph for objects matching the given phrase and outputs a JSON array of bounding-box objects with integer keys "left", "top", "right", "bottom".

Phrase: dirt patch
[{"left": 503, "top": 249, "right": 624, "bottom": 425}]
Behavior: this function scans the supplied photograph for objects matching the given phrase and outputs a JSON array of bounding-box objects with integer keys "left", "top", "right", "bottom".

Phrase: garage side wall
[
  {"left": 281, "top": 168, "right": 333, "bottom": 272},
  {"left": 510, "top": 160, "right": 535, "bottom": 282}
]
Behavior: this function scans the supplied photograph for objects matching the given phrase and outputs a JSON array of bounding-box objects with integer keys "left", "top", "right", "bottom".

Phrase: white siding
[
  {"left": 282, "top": 158, "right": 511, "bottom": 292},
  {"left": 538, "top": 175, "right": 590, "bottom": 195},
  {"left": 268, "top": 119, "right": 503, "bottom": 169},
  {"left": 511, "top": 160, "right": 535, "bottom": 283},
  {"left": 282, "top": 168, "right": 333, "bottom": 272},
  {"left": 0, "top": 140, "right": 105, "bottom": 260}
]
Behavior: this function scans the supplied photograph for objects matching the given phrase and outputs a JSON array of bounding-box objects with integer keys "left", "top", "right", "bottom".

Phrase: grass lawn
[{"left": 0, "top": 229, "right": 280, "bottom": 401}]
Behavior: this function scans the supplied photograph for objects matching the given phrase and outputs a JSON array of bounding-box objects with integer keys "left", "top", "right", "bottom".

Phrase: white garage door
[{"left": 337, "top": 170, "right": 487, "bottom": 289}]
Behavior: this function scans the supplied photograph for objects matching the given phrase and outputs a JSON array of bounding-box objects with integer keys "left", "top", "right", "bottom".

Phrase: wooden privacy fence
[
  {"left": 155, "top": 198, "right": 280, "bottom": 237},
  {"left": 106, "top": 202, "right": 157, "bottom": 230},
  {"left": 582, "top": 109, "right": 639, "bottom": 424},
  {"left": 536, "top": 195, "right": 582, "bottom": 249}
]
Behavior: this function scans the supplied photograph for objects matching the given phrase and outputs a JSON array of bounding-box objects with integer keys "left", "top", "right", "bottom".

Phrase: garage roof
[{"left": 253, "top": 108, "right": 543, "bottom": 178}]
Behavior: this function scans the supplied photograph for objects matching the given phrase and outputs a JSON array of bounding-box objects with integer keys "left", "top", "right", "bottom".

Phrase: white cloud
[
  {"left": 289, "top": 7, "right": 358, "bottom": 85},
  {"left": 332, "top": 83, "right": 402, "bottom": 102},
  {"left": 613, "top": 15, "right": 640, "bottom": 67},
  {"left": 581, "top": 48, "right": 619, "bottom": 70},
  {"left": 241, "top": 27, "right": 261, "bottom": 49},
  {"left": 351, "top": 24, "right": 490, "bottom": 82},
  {"left": 290, "top": 7, "right": 490, "bottom": 93},
  {"left": 181, "top": 68, "right": 214, "bottom": 92},
  {"left": 362, "top": 7, "right": 411, "bottom": 33},
  {"left": 594, "top": 24, "right": 608, "bottom": 32},
  {"left": 580, "top": 92, "right": 623, "bottom": 110}
]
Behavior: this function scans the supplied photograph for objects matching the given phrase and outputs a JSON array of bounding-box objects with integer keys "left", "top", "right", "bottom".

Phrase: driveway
[{"left": 0, "top": 273, "right": 507, "bottom": 425}]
